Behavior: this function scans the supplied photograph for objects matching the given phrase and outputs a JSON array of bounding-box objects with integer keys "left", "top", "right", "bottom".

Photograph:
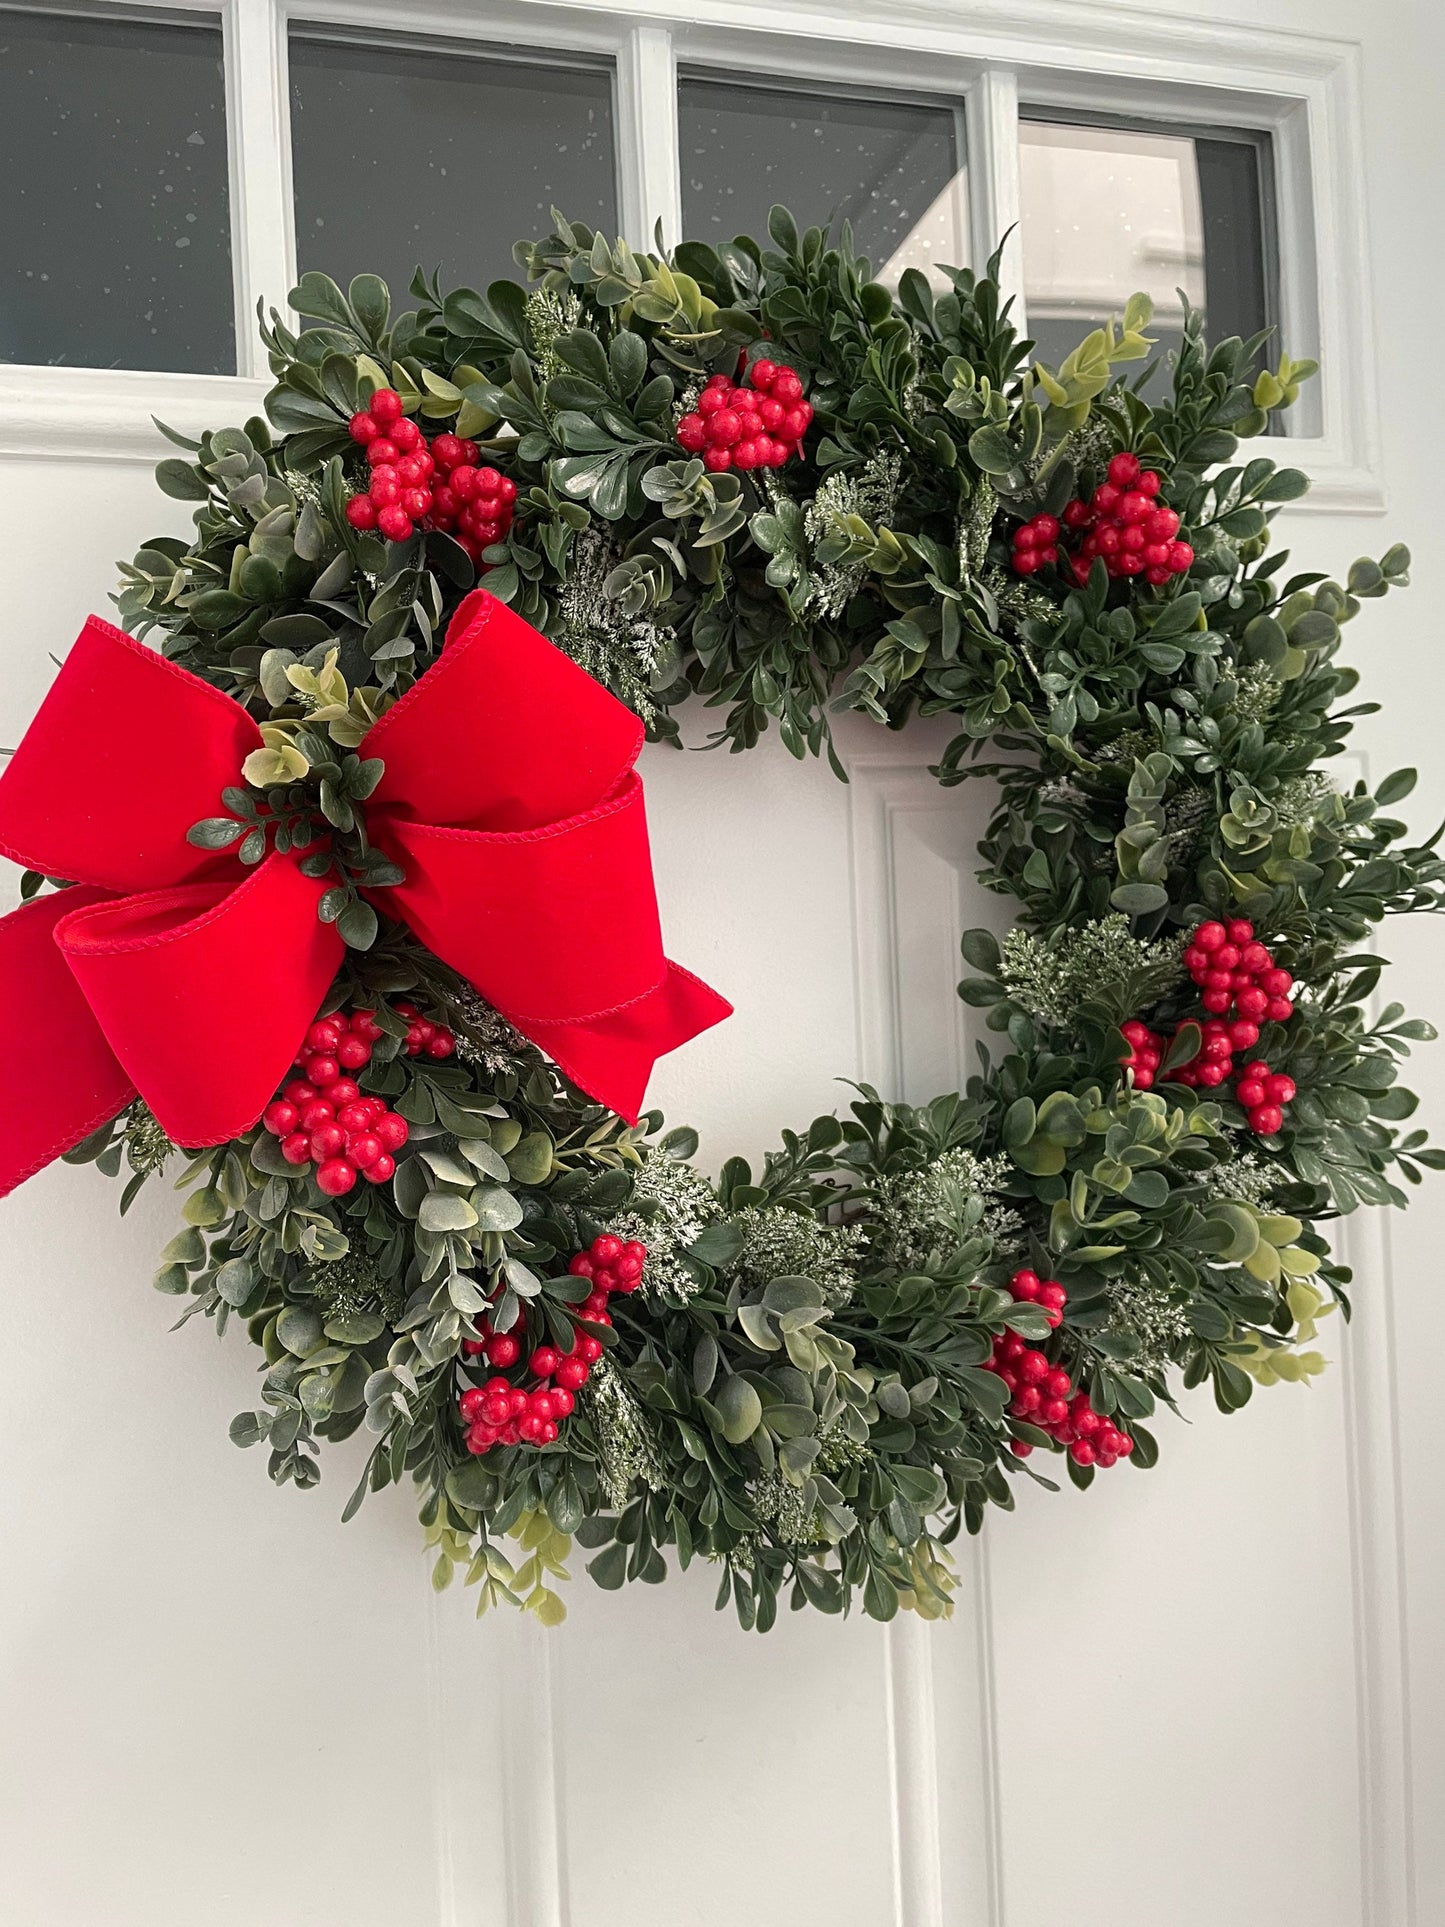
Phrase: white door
[{"left": 2, "top": 3, "right": 1440, "bottom": 1924}]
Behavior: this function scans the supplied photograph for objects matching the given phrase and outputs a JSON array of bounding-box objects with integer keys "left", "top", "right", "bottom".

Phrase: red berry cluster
[
  {"left": 456, "top": 1235, "right": 646, "bottom": 1454},
  {"left": 1120, "top": 919, "right": 1299, "bottom": 1136},
  {"left": 1011, "top": 452, "right": 1194, "bottom": 586},
  {"left": 1184, "top": 918, "right": 1295, "bottom": 1025},
  {"left": 260, "top": 1009, "right": 410, "bottom": 1195},
  {"left": 345, "top": 388, "right": 517, "bottom": 560},
  {"left": 986, "top": 1271, "right": 1134, "bottom": 1468},
  {"left": 1121, "top": 1017, "right": 1297, "bottom": 1138},
  {"left": 675, "top": 362, "right": 812, "bottom": 474},
  {"left": 460, "top": 1233, "right": 644, "bottom": 1362},
  {"left": 392, "top": 1001, "right": 457, "bottom": 1061}
]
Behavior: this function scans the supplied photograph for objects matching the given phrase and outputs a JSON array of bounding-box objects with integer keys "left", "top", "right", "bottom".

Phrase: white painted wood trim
[
  {"left": 616, "top": 23, "right": 682, "bottom": 249},
  {"left": 226, "top": 0, "right": 298, "bottom": 367},
  {"left": 965, "top": 69, "right": 1025, "bottom": 318}
]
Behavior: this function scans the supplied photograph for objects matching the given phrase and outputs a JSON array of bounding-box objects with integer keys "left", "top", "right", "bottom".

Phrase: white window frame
[{"left": 0, "top": 0, "right": 1382, "bottom": 513}]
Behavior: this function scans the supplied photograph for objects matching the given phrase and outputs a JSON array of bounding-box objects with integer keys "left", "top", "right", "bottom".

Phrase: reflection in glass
[
  {"left": 290, "top": 31, "right": 617, "bottom": 305},
  {"left": 679, "top": 77, "right": 967, "bottom": 286},
  {"left": 1020, "top": 118, "right": 1272, "bottom": 404},
  {"left": 0, "top": 5, "right": 234, "bottom": 373}
]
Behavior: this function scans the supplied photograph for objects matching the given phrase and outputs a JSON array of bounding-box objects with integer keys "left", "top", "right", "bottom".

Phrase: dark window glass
[
  {"left": 289, "top": 30, "right": 617, "bottom": 302},
  {"left": 0, "top": 4, "right": 234, "bottom": 373},
  {"left": 678, "top": 75, "right": 967, "bottom": 284},
  {"left": 1019, "top": 115, "right": 1276, "bottom": 406}
]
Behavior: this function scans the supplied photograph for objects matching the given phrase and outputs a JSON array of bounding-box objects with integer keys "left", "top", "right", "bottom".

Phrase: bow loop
[{"left": 0, "top": 616, "right": 263, "bottom": 893}]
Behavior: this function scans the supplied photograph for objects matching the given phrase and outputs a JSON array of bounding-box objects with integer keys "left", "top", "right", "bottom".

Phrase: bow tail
[
  {"left": 0, "top": 889, "right": 136, "bottom": 1196},
  {"left": 523, "top": 961, "right": 732, "bottom": 1125},
  {"left": 375, "top": 777, "right": 730, "bottom": 1125}
]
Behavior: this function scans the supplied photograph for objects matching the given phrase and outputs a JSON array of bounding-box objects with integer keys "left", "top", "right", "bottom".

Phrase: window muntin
[
  {"left": 0, "top": 3, "right": 234, "bottom": 374},
  {"left": 1018, "top": 113, "right": 1276, "bottom": 405},
  {"left": 678, "top": 74, "right": 967, "bottom": 286},
  {"left": 288, "top": 28, "right": 617, "bottom": 306}
]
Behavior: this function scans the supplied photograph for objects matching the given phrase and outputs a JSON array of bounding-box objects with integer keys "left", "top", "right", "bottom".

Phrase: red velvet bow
[{"left": 0, "top": 591, "right": 730, "bottom": 1195}]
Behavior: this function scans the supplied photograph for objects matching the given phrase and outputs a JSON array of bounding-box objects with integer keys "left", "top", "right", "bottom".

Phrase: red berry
[
  {"left": 484, "top": 1332, "right": 519, "bottom": 1368},
  {"left": 555, "top": 1357, "right": 588, "bottom": 1391},
  {"left": 299, "top": 1100, "right": 334, "bottom": 1132},
  {"left": 310, "top": 1124, "right": 346, "bottom": 1160},
  {"left": 772, "top": 370, "right": 804, "bottom": 404},
  {"left": 1265, "top": 1074, "right": 1297, "bottom": 1104},
  {"left": 375, "top": 1112, "right": 409, "bottom": 1152},
  {"left": 345, "top": 495, "right": 377, "bottom": 530},
  {"left": 1169, "top": 541, "right": 1195, "bottom": 572},
  {"left": 347, "top": 1131, "right": 383, "bottom": 1169},
  {"left": 262, "top": 1100, "right": 298, "bottom": 1136},
  {"left": 1194, "top": 922, "right": 1227, "bottom": 951},
  {"left": 458, "top": 1387, "right": 489, "bottom": 1423},
  {"left": 336, "top": 1035, "right": 371, "bottom": 1071},
  {"left": 315, "top": 1158, "right": 356, "bottom": 1196},
  {"left": 424, "top": 1030, "right": 456, "bottom": 1060},
  {"left": 370, "top": 388, "right": 402, "bottom": 422},
  {"left": 1045, "top": 1369, "right": 1072, "bottom": 1399},
  {"left": 1092, "top": 482, "right": 1121, "bottom": 514},
  {"left": 1249, "top": 1104, "right": 1285, "bottom": 1135},
  {"left": 576, "top": 1334, "right": 603, "bottom": 1364},
  {"left": 703, "top": 447, "right": 731, "bottom": 472},
  {"left": 363, "top": 1153, "right": 395, "bottom": 1183},
  {"left": 1228, "top": 1020, "right": 1260, "bottom": 1049},
  {"left": 1070, "top": 1440, "right": 1096, "bottom": 1466},
  {"left": 377, "top": 506, "right": 413, "bottom": 542},
  {"left": 1107, "top": 451, "right": 1141, "bottom": 486},
  {"left": 280, "top": 1132, "right": 311, "bottom": 1166},
  {"left": 749, "top": 359, "right": 778, "bottom": 388},
  {"left": 677, "top": 413, "right": 707, "bottom": 452},
  {"left": 530, "top": 1346, "right": 560, "bottom": 1377},
  {"left": 1234, "top": 987, "right": 1268, "bottom": 1020}
]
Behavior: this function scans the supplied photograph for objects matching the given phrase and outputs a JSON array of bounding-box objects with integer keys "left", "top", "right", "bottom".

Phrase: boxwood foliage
[{"left": 73, "top": 208, "right": 1443, "bottom": 1630}]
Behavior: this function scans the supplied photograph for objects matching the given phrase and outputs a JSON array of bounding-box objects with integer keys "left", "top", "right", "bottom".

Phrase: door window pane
[
  {"left": 678, "top": 75, "right": 967, "bottom": 285},
  {"left": 0, "top": 4, "right": 234, "bottom": 373},
  {"left": 289, "top": 30, "right": 617, "bottom": 301},
  {"left": 1019, "top": 116, "right": 1275, "bottom": 405}
]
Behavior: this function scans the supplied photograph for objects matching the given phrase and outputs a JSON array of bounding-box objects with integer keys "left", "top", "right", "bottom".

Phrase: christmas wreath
[{"left": 2, "top": 210, "right": 1439, "bottom": 1632}]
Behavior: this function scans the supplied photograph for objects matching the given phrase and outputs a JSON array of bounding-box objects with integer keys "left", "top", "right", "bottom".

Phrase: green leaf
[
  {"left": 969, "top": 425, "right": 1017, "bottom": 475},
  {"left": 214, "top": 1258, "right": 255, "bottom": 1307},
  {"left": 1111, "top": 881, "right": 1170, "bottom": 916},
  {"left": 418, "top": 1193, "right": 479, "bottom": 1233},
  {"left": 716, "top": 1375, "right": 763, "bottom": 1443},
  {"left": 155, "top": 458, "right": 210, "bottom": 501},
  {"left": 337, "top": 900, "right": 378, "bottom": 950},
  {"left": 187, "top": 817, "right": 246, "bottom": 850}
]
